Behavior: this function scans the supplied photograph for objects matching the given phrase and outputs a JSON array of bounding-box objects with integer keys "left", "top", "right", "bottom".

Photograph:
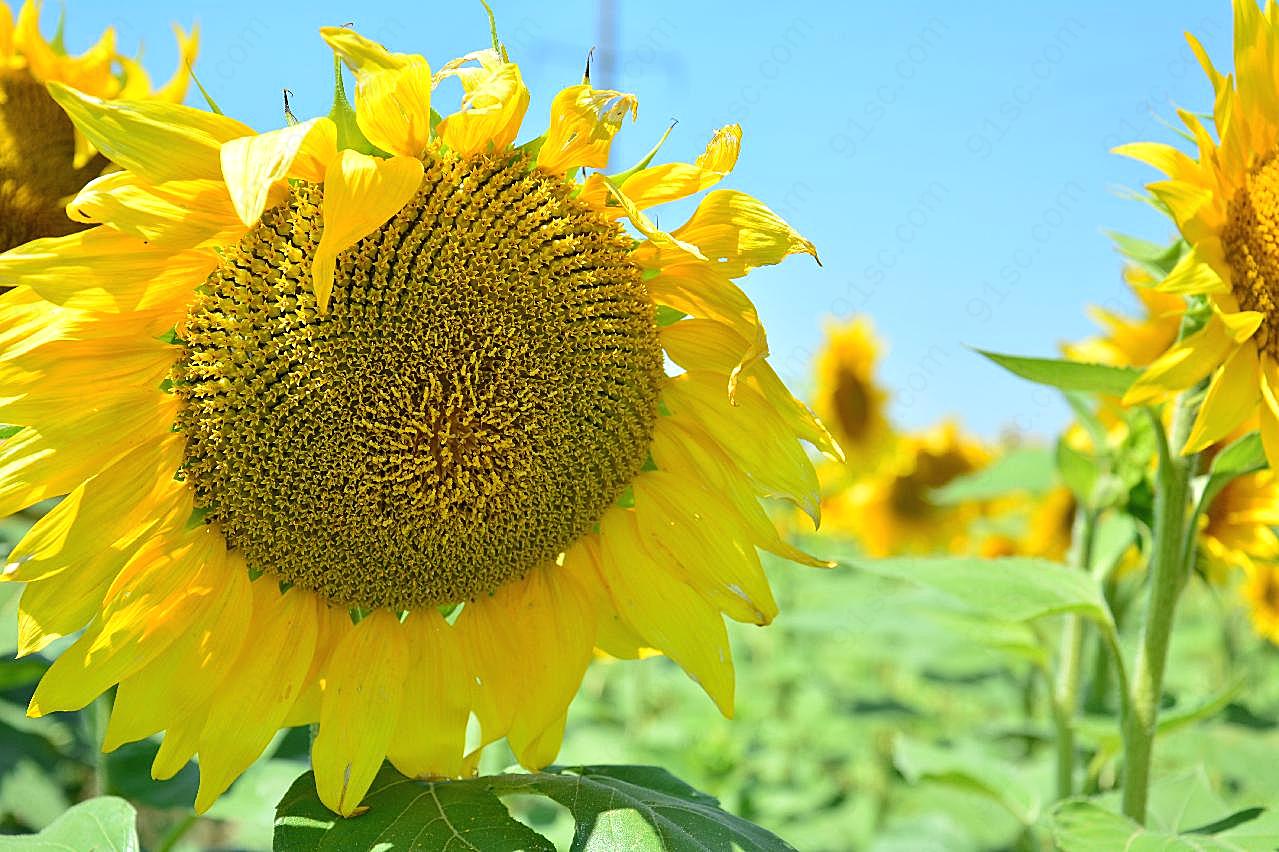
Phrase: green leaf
[
  {"left": 850, "top": 556, "right": 1114, "bottom": 630},
  {"left": 1107, "top": 232, "right": 1188, "bottom": 278},
  {"left": 931, "top": 446, "right": 1056, "bottom": 504},
  {"left": 275, "top": 765, "right": 555, "bottom": 852},
  {"left": 274, "top": 763, "right": 796, "bottom": 852},
  {"left": 1048, "top": 800, "right": 1279, "bottom": 850},
  {"left": 1056, "top": 439, "right": 1100, "bottom": 506},
  {"left": 0, "top": 796, "right": 138, "bottom": 850},
  {"left": 1088, "top": 513, "right": 1138, "bottom": 581},
  {"left": 893, "top": 737, "right": 1042, "bottom": 825},
  {"left": 977, "top": 350, "right": 1140, "bottom": 396},
  {"left": 1201, "top": 431, "right": 1268, "bottom": 510}
]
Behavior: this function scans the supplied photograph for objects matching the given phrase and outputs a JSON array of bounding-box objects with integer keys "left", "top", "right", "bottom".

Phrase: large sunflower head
[
  {"left": 812, "top": 314, "right": 894, "bottom": 475},
  {"left": 0, "top": 0, "right": 197, "bottom": 251},
  {"left": 830, "top": 420, "right": 988, "bottom": 557},
  {"left": 1116, "top": 0, "right": 1279, "bottom": 466},
  {"left": 0, "top": 22, "right": 838, "bottom": 817}
]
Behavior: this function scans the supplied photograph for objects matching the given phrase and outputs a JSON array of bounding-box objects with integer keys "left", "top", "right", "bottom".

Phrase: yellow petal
[
  {"left": 651, "top": 415, "right": 830, "bottom": 568},
  {"left": 1156, "top": 252, "right": 1226, "bottom": 295},
  {"left": 1183, "top": 341, "right": 1261, "bottom": 453},
  {"left": 282, "top": 603, "right": 352, "bottom": 728},
  {"left": 151, "top": 709, "right": 207, "bottom": 781},
  {"left": 632, "top": 471, "right": 777, "bottom": 625},
  {"left": 194, "top": 581, "right": 319, "bottom": 813},
  {"left": 311, "top": 150, "right": 424, "bottom": 313},
  {"left": 68, "top": 172, "right": 247, "bottom": 249},
  {"left": 457, "top": 556, "right": 596, "bottom": 767},
  {"left": 1123, "top": 313, "right": 1240, "bottom": 405},
  {"left": 636, "top": 190, "right": 818, "bottom": 277},
  {"left": 27, "top": 526, "right": 230, "bottom": 716},
  {"left": 321, "top": 27, "right": 433, "bottom": 159},
  {"left": 436, "top": 57, "right": 529, "bottom": 156},
  {"left": 153, "top": 25, "right": 200, "bottom": 104},
  {"left": 618, "top": 124, "right": 741, "bottom": 210},
  {"left": 103, "top": 552, "right": 253, "bottom": 752},
  {"left": 1259, "top": 355, "right": 1279, "bottom": 472},
  {"left": 220, "top": 118, "right": 338, "bottom": 226},
  {"left": 47, "top": 83, "right": 254, "bottom": 183},
  {"left": 0, "top": 226, "right": 215, "bottom": 315},
  {"left": 663, "top": 371, "right": 821, "bottom": 520},
  {"left": 536, "top": 84, "right": 637, "bottom": 174},
  {"left": 5, "top": 435, "right": 186, "bottom": 584},
  {"left": 312, "top": 609, "right": 408, "bottom": 816},
  {"left": 386, "top": 609, "right": 471, "bottom": 779},
  {"left": 596, "top": 507, "right": 734, "bottom": 716}
]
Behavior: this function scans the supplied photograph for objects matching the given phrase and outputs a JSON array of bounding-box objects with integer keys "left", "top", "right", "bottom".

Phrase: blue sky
[{"left": 54, "top": 1, "right": 1230, "bottom": 440}]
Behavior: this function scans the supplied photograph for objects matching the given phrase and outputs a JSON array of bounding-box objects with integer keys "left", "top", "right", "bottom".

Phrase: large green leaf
[
  {"left": 274, "top": 763, "right": 796, "bottom": 852},
  {"left": 931, "top": 446, "right": 1056, "bottom": 504},
  {"left": 0, "top": 796, "right": 138, "bottom": 850},
  {"left": 977, "top": 351, "right": 1141, "bottom": 396},
  {"left": 893, "top": 737, "right": 1042, "bottom": 825},
  {"left": 848, "top": 556, "right": 1114, "bottom": 630}
]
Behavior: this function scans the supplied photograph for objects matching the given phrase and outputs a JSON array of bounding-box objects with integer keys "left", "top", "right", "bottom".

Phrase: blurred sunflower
[
  {"left": 812, "top": 315, "right": 893, "bottom": 475},
  {"left": 0, "top": 24, "right": 838, "bottom": 816},
  {"left": 830, "top": 421, "right": 988, "bottom": 557},
  {"left": 1062, "top": 266, "right": 1184, "bottom": 369},
  {"left": 1119, "top": 0, "right": 1279, "bottom": 468},
  {"left": 0, "top": 0, "right": 196, "bottom": 250},
  {"left": 1201, "top": 469, "right": 1279, "bottom": 579},
  {"left": 1241, "top": 560, "right": 1279, "bottom": 643},
  {"left": 1022, "top": 485, "right": 1078, "bottom": 561}
]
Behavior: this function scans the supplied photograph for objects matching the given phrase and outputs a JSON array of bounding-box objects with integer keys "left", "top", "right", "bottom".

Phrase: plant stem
[
  {"left": 1121, "top": 396, "right": 1197, "bottom": 822},
  {"left": 1051, "top": 509, "right": 1098, "bottom": 800}
]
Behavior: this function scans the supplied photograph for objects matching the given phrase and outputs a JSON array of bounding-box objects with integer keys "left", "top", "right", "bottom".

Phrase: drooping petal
[
  {"left": 312, "top": 609, "right": 408, "bottom": 816},
  {"left": 193, "top": 581, "right": 319, "bottom": 813},
  {"left": 103, "top": 552, "right": 253, "bottom": 752},
  {"left": 536, "top": 84, "right": 637, "bottom": 174},
  {"left": 0, "top": 226, "right": 215, "bottom": 316},
  {"left": 1123, "top": 312, "right": 1243, "bottom": 405},
  {"left": 386, "top": 609, "right": 471, "bottom": 779},
  {"left": 631, "top": 471, "right": 777, "bottom": 626},
  {"left": 311, "top": 150, "right": 424, "bottom": 313},
  {"left": 1261, "top": 355, "right": 1279, "bottom": 471},
  {"left": 634, "top": 190, "right": 818, "bottom": 277},
  {"left": 68, "top": 172, "right": 247, "bottom": 249},
  {"left": 320, "top": 28, "right": 433, "bottom": 159},
  {"left": 456, "top": 555, "right": 597, "bottom": 767},
  {"left": 27, "top": 525, "right": 230, "bottom": 716},
  {"left": 47, "top": 83, "right": 254, "bottom": 183},
  {"left": 596, "top": 507, "right": 734, "bottom": 716},
  {"left": 435, "top": 53, "right": 529, "bottom": 156},
  {"left": 220, "top": 118, "right": 338, "bottom": 226},
  {"left": 617, "top": 124, "right": 741, "bottom": 210},
  {"left": 1183, "top": 340, "right": 1261, "bottom": 453}
]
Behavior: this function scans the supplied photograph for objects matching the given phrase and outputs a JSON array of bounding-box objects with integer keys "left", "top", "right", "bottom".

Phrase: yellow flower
[
  {"left": 1021, "top": 485, "right": 1078, "bottom": 561},
  {"left": 1116, "top": 0, "right": 1279, "bottom": 468},
  {"left": 1063, "top": 266, "right": 1185, "bottom": 368},
  {"left": 1202, "top": 469, "right": 1279, "bottom": 578},
  {"left": 1241, "top": 559, "right": 1279, "bottom": 643},
  {"left": 0, "top": 1, "right": 196, "bottom": 251},
  {"left": 813, "top": 315, "right": 893, "bottom": 475},
  {"left": 0, "top": 23, "right": 839, "bottom": 817},
  {"left": 829, "top": 421, "right": 988, "bottom": 557}
]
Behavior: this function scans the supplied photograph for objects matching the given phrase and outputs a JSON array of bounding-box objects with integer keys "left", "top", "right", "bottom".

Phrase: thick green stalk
[
  {"left": 1051, "top": 509, "right": 1098, "bottom": 800},
  {"left": 1121, "top": 394, "right": 1198, "bottom": 822}
]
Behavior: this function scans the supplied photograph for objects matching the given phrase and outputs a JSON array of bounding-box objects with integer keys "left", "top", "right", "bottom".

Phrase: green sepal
[{"left": 327, "top": 56, "right": 384, "bottom": 157}]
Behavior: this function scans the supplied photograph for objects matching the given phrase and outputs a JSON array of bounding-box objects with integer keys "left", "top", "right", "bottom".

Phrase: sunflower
[
  {"left": 829, "top": 421, "right": 988, "bottom": 557},
  {"left": 1202, "top": 469, "right": 1279, "bottom": 579},
  {"left": 1062, "top": 266, "right": 1184, "bottom": 369},
  {"left": 0, "top": 22, "right": 839, "bottom": 816},
  {"left": 812, "top": 315, "right": 893, "bottom": 475},
  {"left": 1241, "top": 559, "right": 1279, "bottom": 643},
  {"left": 1116, "top": 0, "right": 1279, "bottom": 468},
  {"left": 0, "top": 0, "right": 196, "bottom": 252}
]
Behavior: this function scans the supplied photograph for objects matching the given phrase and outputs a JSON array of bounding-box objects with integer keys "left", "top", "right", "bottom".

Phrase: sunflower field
[{"left": 2, "top": 1, "right": 1279, "bottom": 850}]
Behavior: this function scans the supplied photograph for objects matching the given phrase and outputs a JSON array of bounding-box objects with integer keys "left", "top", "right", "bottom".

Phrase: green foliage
[
  {"left": 931, "top": 446, "right": 1056, "bottom": 504},
  {"left": 273, "top": 764, "right": 795, "bottom": 852},
  {"left": 976, "top": 350, "right": 1141, "bottom": 395},
  {"left": 0, "top": 797, "right": 137, "bottom": 851}
]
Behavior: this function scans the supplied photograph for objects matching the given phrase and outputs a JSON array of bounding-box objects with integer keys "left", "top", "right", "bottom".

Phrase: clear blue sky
[{"left": 54, "top": 1, "right": 1228, "bottom": 440}]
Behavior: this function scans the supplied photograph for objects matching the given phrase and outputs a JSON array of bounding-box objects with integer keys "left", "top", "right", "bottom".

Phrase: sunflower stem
[
  {"left": 1120, "top": 392, "right": 1199, "bottom": 822},
  {"left": 1051, "top": 508, "right": 1098, "bottom": 800}
]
